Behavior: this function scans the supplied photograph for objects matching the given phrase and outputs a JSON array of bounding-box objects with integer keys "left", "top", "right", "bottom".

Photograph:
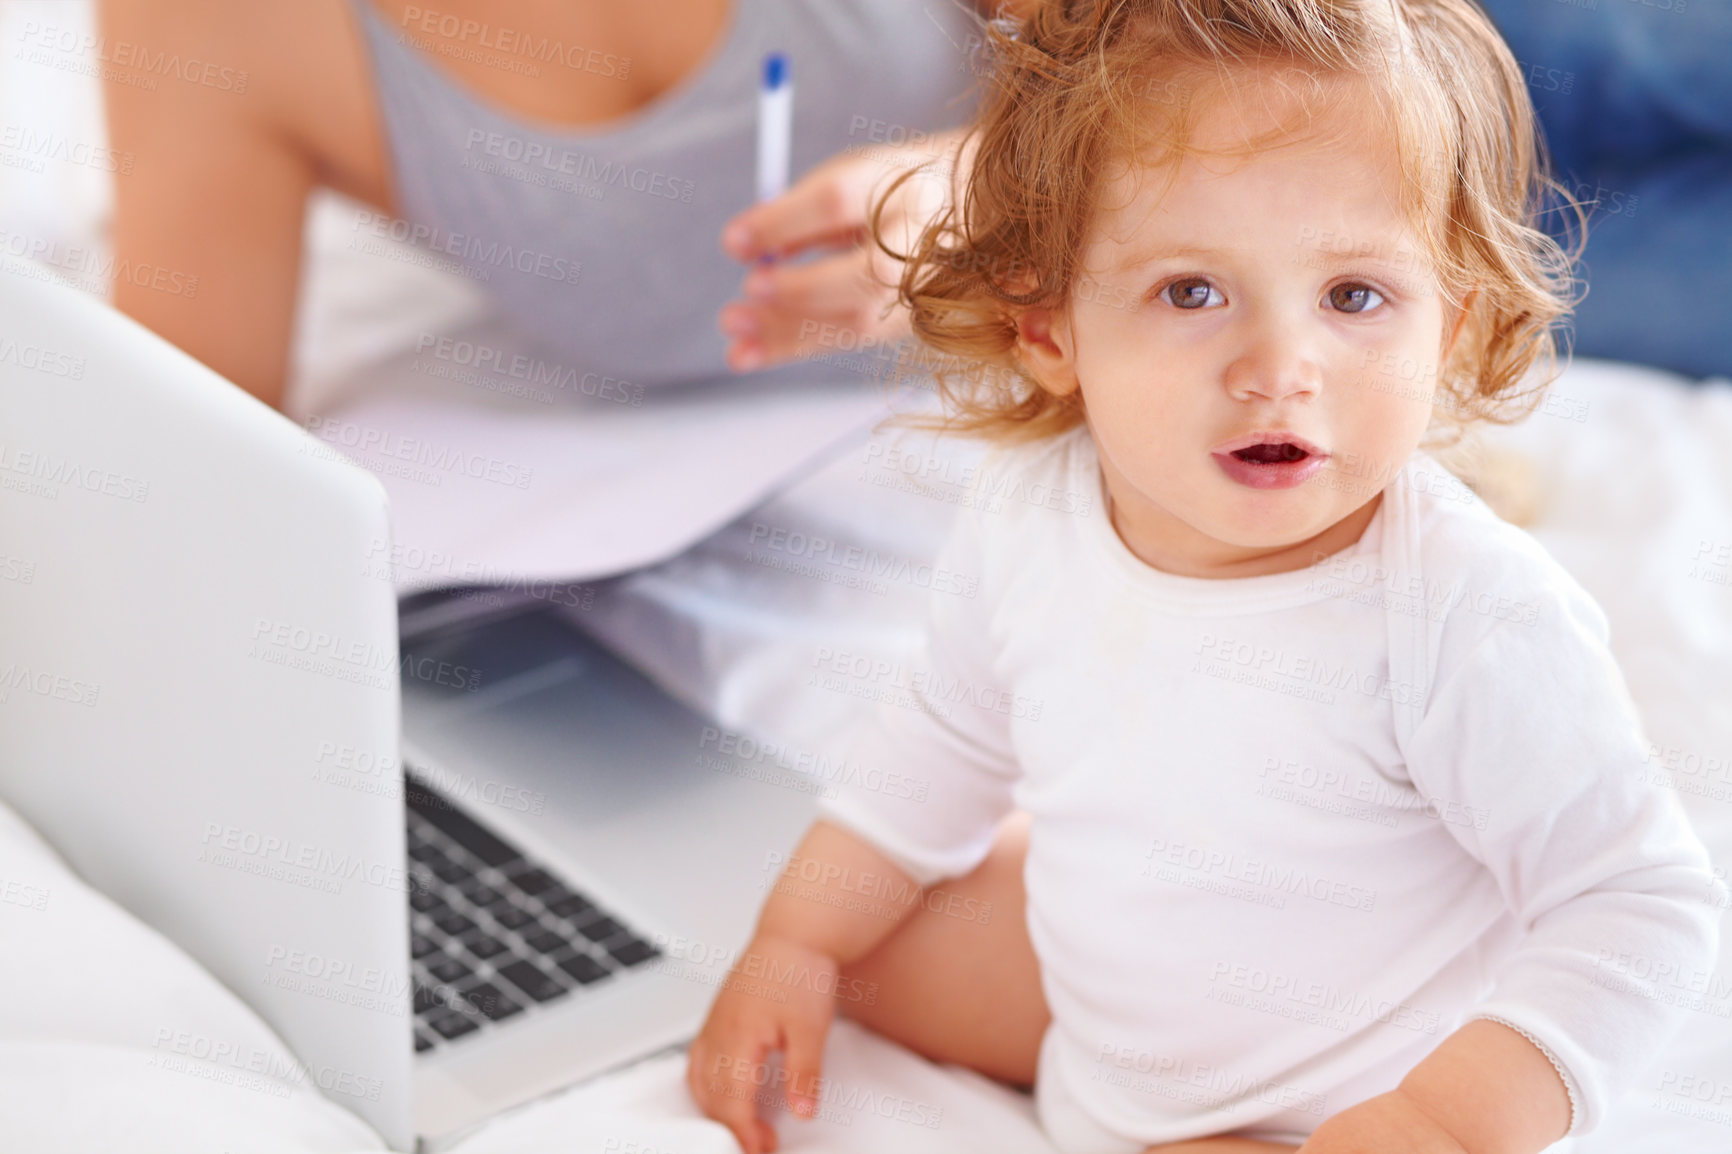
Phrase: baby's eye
[
  {"left": 1163, "top": 277, "right": 1225, "bottom": 310},
  {"left": 1327, "top": 283, "right": 1385, "bottom": 314}
]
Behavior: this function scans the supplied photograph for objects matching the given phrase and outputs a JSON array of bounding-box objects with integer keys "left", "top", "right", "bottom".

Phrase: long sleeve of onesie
[
  {"left": 813, "top": 501, "right": 1022, "bottom": 887},
  {"left": 1403, "top": 546, "right": 1722, "bottom": 1135}
]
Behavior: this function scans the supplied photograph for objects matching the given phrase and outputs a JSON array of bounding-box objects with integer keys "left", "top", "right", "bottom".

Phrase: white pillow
[{"left": 0, "top": 798, "right": 385, "bottom": 1152}]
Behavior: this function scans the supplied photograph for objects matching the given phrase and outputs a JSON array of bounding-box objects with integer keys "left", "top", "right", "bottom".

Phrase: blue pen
[{"left": 756, "top": 53, "right": 793, "bottom": 205}]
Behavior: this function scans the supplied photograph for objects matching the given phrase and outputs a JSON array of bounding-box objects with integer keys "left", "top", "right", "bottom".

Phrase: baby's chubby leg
[{"left": 836, "top": 809, "right": 1049, "bottom": 1086}]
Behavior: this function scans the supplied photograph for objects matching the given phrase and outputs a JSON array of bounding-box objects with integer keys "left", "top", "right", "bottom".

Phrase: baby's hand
[
  {"left": 685, "top": 932, "right": 843, "bottom": 1154},
  {"left": 1295, "top": 1090, "right": 1469, "bottom": 1154}
]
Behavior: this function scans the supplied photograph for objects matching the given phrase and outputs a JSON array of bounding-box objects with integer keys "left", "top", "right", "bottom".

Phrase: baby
[{"left": 689, "top": 1, "right": 1723, "bottom": 1152}]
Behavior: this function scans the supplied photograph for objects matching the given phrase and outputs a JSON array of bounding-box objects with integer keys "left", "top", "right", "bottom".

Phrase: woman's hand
[
  {"left": 685, "top": 933, "right": 845, "bottom": 1154},
  {"left": 716, "top": 132, "right": 964, "bottom": 372}
]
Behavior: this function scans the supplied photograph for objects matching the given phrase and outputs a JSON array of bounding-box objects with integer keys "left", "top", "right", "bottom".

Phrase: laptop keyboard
[{"left": 405, "top": 776, "right": 661, "bottom": 1053}]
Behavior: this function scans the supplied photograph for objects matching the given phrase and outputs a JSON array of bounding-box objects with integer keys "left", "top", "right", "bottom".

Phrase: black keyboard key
[
  {"left": 544, "top": 893, "right": 596, "bottom": 921},
  {"left": 608, "top": 938, "right": 660, "bottom": 967},
  {"left": 497, "top": 960, "right": 571, "bottom": 1003},
  {"left": 490, "top": 905, "right": 537, "bottom": 930},
  {"left": 460, "top": 981, "right": 524, "bottom": 1022},
  {"left": 420, "top": 902, "right": 458, "bottom": 927},
  {"left": 414, "top": 1031, "right": 435, "bottom": 1053},
  {"left": 557, "top": 953, "right": 612, "bottom": 985},
  {"left": 433, "top": 912, "right": 476, "bottom": 937},
  {"left": 457, "top": 879, "right": 501, "bottom": 906},
  {"left": 575, "top": 916, "right": 623, "bottom": 943},
  {"left": 522, "top": 929, "right": 569, "bottom": 956},
  {"left": 507, "top": 867, "right": 558, "bottom": 896},
  {"left": 461, "top": 935, "right": 509, "bottom": 960},
  {"left": 426, "top": 956, "right": 472, "bottom": 984},
  {"left": 413, "top": 983, "right": 453, "bottom": 1016},
  {"left": 406, "top": 780, "right": 524, "bottom": 869},
  {"left": 431, "top": 858, "right": 469, "bottom": 884},
  {"left": 426, "top": 1012, "right": 479, "bottom": 1041},
  {"left": 401, "top": 780, "right": 655, "bottom": 1026}
]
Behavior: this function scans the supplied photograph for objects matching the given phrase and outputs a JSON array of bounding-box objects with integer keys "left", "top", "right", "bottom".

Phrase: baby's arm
[
  {"left": 1367, "top": 553, "right": 1723, "bottom": 1148},
  {"left": 687, "top": 818, "right": 923, "bottom": 1154},
  {"left": 690, "top": 504, "right": 1021, "bottom": 1154}
]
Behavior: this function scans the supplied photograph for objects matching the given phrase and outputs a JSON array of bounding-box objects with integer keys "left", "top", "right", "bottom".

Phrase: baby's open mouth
[
  {"left": 1230, "top": 442, "right": 1311, "bottom": 464},
  {"left": 1212, "top": 434, "right": 1327, "bottom": 490}
]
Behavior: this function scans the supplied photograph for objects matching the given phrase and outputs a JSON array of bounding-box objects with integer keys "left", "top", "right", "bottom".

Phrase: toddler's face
[{"left": 1019, "top": 88, "right": 1461, "bottom": 578}]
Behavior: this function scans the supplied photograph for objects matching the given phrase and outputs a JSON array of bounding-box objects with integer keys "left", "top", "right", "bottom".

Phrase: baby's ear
[{"left": 1014, "top": 306, "right": 1081, "bottom": 398}]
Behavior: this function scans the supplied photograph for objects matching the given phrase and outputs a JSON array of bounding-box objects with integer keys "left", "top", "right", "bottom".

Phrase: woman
[
  {"left": 99, "top": 0, "right": 1056, "bottom": 1109},
  {"left": 100, "top": 0, "right": 1002, "bottom": 407}
]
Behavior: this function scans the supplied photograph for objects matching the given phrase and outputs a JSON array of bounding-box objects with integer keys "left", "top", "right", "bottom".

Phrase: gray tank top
[{"left": 349, "top": 0, "right": 983, "bottom": 390}]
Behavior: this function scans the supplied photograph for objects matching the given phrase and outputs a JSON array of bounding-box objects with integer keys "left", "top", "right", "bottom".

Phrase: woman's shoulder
[
  {"left": 99, "top": 0, "right": 391, "bottom": 404},
  {"left": 102, "top": 0, "right": 389, "bottom": 206}
]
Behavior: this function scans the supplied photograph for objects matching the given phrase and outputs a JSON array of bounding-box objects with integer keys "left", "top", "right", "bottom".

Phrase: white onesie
[{"left": 813, "top": 425, "right": 1722, "bottom": 1150}]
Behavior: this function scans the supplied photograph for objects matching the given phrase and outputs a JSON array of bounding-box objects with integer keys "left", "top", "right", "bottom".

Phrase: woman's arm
[{"left": 100, "top": 0, "right": 384, "bottom": 410}]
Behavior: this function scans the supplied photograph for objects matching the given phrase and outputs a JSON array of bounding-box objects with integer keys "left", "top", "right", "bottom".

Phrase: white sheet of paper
[{"left": 303, "top": 316, "right": 906, "bottom": 594}]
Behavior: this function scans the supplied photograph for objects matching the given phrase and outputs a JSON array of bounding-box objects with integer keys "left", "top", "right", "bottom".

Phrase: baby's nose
[{"left": 1222, "top": 329, "right": 1324, "bottom": 401}]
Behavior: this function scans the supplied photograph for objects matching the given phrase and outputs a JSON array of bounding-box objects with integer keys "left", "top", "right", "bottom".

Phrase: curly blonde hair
[{"left": 872, "top": 0, "right": 1584, "bottom": 445}]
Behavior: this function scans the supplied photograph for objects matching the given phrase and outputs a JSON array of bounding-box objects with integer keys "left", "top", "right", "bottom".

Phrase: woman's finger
[
  {"left": 721, "top": 244, "right": 915, "bottom": 370},
  {"left": 743, "top": 250, "right": 883, "bottom": 317},
  {"left": 722, "top": 154, "right": 883, "bottom": 261},
  {"left": 724, "top": 295, "right": 909, "bottom": 371}
]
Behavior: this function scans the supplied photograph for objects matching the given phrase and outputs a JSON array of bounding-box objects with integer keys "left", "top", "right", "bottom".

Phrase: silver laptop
[{"left": 0, "top": 272, "right": 819, "bottom": 1149}]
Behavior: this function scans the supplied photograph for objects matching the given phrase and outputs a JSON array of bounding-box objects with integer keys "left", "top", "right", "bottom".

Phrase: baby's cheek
[
  {"left": 1360, "top": 369, "right": 1438, "bottom": 463},
  {"left": 1343, "top": 345, "right": 1440, "bottom": 417},
  {"left": 1089, "top": 389, "right": 1169, "bottom": 465},
  {"left": 1077, "top": 346, "right": 1174, "bottom": 428}
]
